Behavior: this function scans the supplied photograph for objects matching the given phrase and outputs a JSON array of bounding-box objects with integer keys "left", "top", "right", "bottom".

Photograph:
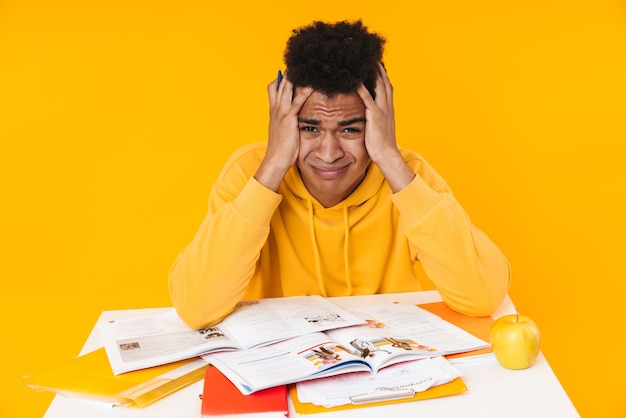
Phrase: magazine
[
  {"left": 204, "top": 302, "right": 489, "bottom": 394},
  {"left": 98, "top": 296, "right": 365, "bottom": 375}
]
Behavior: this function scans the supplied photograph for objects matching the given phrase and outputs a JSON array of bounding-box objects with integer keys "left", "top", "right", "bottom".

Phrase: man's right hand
[{"left": 254, "top": 73, "right": 313, "bottom": 192}]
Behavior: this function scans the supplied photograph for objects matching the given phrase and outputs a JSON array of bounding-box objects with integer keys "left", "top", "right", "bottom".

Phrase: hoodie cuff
[
  {"left": 232, "top": 177, "right": 283, "bottom": 227},
  {"left": 391, "top": 175, "right": 446, "bottom": 226}
]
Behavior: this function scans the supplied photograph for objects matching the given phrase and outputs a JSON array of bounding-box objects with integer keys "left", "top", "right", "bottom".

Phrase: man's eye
[
  {"left": 340, "top": 127, "right": 362, "bottom": 135},
  {"left": 300, "top": 126, "right": 318, "bottom": 133}
]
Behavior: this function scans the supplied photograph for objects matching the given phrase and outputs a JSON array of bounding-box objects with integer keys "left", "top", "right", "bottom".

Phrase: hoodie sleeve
[
  {"left": 391, "top": 153, "right": 511, "bottom": 317},
  {"left": 168, "top": 144, "right": 282, "bottom": 329}
]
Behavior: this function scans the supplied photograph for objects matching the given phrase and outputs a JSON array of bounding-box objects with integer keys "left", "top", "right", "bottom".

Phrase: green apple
[{"left": 490, "top": 312, "right": 541, "bottom": 370}]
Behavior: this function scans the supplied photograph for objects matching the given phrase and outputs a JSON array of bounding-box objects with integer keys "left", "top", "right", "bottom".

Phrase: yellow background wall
[{"left": 2, "top": 1, "right": 625, "bottom": 416}]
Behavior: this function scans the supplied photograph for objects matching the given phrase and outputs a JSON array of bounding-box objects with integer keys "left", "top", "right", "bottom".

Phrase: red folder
[{"left": 201, "top": 366, "right": 289, "bottom": 417}]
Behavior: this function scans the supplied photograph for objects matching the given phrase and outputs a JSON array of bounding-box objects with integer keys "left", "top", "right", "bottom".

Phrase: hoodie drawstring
[
  {"left": 342, "top": 205, "right": 353, "bottom": 295},
  {"left": 307, "top": 200, "right": 327, "bottom": 297},
  {"left": 306, "top": 199, "right": 353, "bottom": 297}
]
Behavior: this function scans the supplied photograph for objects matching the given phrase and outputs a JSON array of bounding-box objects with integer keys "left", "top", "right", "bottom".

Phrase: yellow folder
[
  {"left": 23, "top": 348, "right": 208, "bottom": 407},
  {"left": 289, "top": 377, "right": 468, "bottom": 414}
]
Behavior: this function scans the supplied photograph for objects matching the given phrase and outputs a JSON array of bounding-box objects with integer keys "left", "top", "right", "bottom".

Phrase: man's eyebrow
[
  {"left": 298, "top": 117, "right": 320, "bottom": 125},
  {"left": 297, "top": 117, "right": 366, "bottom": 126},
  {"left": 338, "top": 117, "right": 366, "bottom": 126}
]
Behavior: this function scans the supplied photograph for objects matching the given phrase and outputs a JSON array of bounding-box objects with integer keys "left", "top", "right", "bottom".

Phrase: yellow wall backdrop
[{"left": 2, "top": 1, "right": 625, "bottom": 416}]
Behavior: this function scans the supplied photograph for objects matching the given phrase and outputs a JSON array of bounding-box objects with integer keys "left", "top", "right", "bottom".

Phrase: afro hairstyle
[{"left": 284, "top": 20, "right": 385, "bottom": 99}]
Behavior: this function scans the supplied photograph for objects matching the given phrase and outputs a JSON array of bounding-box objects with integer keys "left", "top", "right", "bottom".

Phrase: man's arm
[
  {"left": 255, "top": 74, "right": 312, "bottom": 191},
  {"left": 392, "top": 162, "right": 511, "bottom": 316},
  {"left": 356, "top": 63, "right": 415, "bottom": 193},
  {"left": 169, "top": 76, "right": 312, "bottom": 329},
  {"left": 168, "top": 148, "right": 282, "bottom": 329},
  {"left": 358, "top": 64, "right": 510, "bottom": 316}
]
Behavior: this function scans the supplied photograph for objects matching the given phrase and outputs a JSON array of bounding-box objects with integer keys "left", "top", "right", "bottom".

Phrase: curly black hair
[{"left": 284, "top": 20, "right": 385, "bottom": 99}]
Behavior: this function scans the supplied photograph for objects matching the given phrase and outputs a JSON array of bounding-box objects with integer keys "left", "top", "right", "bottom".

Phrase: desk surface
[{"left": 44, "top": 291, "right": 579, "bottom": 418}]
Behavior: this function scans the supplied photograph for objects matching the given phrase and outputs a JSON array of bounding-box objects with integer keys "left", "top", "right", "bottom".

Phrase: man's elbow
[
  {"left": 174, "top": 303, "right": 231, "bottom": 330},
  {"left": 443, "top": 283, "right": 509, "bottom": 318}
]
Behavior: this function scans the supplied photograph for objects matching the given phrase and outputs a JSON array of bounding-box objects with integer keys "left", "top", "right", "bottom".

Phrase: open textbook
[
  {"left": 204, "top": 302, "right": 489, "bottom": 394},
  {"left": 99, "top": 296, "right": 365, "bottom": 375}
]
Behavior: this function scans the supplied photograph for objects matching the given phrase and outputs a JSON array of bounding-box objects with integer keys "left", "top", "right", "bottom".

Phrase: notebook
[{"left": 201, "top": 365, "right": 288, "bottom": 417}]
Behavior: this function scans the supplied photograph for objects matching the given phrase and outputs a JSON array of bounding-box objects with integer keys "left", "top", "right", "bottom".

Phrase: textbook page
[
  {"left": 334, "top": 302, "right": 491, "bottom": 357},
  {"left": 99, "top": 296, "right": 364, "bottom": 375}
]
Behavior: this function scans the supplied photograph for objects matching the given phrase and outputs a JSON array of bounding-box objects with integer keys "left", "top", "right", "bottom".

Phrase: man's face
[{"left": 296, "top": 89, "right": 370, "bottom": 208}]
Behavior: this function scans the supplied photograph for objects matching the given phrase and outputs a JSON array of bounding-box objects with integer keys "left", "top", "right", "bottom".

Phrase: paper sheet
[{"left": 295, "top": 356, "right": 462, "bottom": 407}]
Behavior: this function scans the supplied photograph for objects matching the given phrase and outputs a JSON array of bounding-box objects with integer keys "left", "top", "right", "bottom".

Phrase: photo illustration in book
[
  {"left": 328, "top": 312, "right": 438, "bottom": 360},
  {"left": 304, "top": 313, "right": 344, "bottom": 326},
  {"left": 304, "top": 344, "right": 346, "bottom": 366},
  {"left": 198, "top": 327, "right": 225, "bottom": 340}
]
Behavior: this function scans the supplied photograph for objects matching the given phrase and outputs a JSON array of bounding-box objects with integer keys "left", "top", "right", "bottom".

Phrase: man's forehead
[
  {"left": 298, "top": 90, "right": 365, "bottom": 119},
  {"left": 294, "top": 87, "right": 358, "bottom": 99}
]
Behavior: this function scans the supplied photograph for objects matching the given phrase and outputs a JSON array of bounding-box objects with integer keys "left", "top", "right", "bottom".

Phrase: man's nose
[{"left": 316, "top": 133, "right": 344, "bottom": 163}]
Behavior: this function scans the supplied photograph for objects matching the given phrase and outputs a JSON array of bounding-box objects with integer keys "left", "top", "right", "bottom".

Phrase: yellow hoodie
[{"left": 169, "top": 142, "right": 510, "bottom": 329}]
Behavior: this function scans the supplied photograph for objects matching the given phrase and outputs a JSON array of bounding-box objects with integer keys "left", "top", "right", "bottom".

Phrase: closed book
[{"left": 202, "top": 366, "right": 288, "bottom": 417}]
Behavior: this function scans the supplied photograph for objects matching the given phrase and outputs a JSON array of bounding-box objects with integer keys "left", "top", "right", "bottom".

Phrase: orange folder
[
  {"left": 289, "top": 377, "right": 468, "bottom": 414},
  {"left": 418, "top": 301, "right": 494, "bottom": 360}
]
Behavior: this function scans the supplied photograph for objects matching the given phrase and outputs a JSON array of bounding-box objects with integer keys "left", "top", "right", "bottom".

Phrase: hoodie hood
[
  {"left": 282, "top": 162, "right": 387, "bottom": 296},
  {"left": 283, "top": 161, "right": 386, "bottom": 210}
]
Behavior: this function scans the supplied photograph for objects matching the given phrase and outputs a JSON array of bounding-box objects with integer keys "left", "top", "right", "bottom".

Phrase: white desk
[{"left": 44, "top": 291, "right": 580, "bottom": 418}]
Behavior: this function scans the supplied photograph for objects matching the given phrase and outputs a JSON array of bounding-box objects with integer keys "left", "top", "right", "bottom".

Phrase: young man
[{"left": 169, "top": 20, "right": 510, "bottom": 329}]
